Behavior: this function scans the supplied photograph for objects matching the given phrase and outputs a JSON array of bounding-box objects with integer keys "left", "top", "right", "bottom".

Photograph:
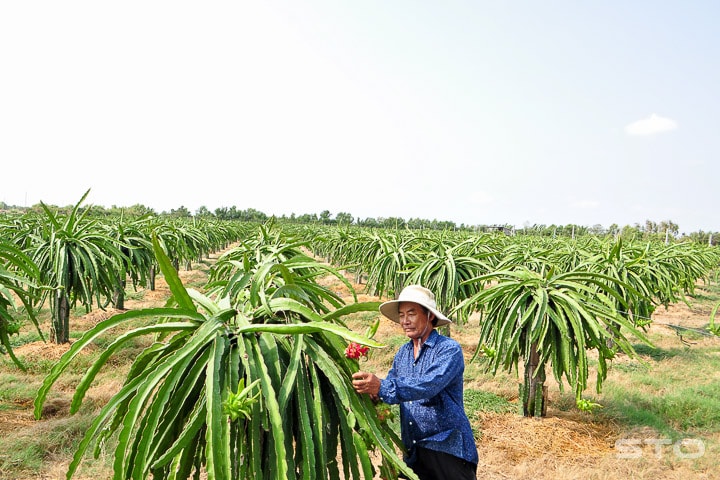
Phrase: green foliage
[
  {"left": 478, "top": 343, "right": 496, "bottom": 358},
  {"left": 463, "top": 389, "right": 515, "bottom": 414},
  {"left": 0, "top": 235, "right": 42, "bottom": 369},
  {"left": 34, "top": 228, "right": 416, "bottom": 480},
  {"left": 27, "top": 190, "right": 128, "bottom": 343},
  {"left": 602, "top": 347, "right": 720, "bottom": 438},
  {"left": 708, "top": 302, "right": 720, "bottom": 336},
  {"left": 105, "top": 214, "right": 155, "bottom": 291},
  {"left": 456, "top": 265, "right": 653, "bottom": 416},
  {"left": 603, "top": 385, "right": 720, "bottom": 438},
  {"left": 0, "top": 415, "right": 98, "bottom": 475},
  {"left": 406, "top": 237, "right": 489, "bottom": 324},
  {"left": 223, "top": 378, "right": 261, "bottom": 421},
  {"left": 206, "top": 222, "right": 357, "bottom": 316},
  {"left": 576, "top": 398, "right": 603, "bottom": 413},
  {"left": 1, "top": 208, "right": 718, "bottom": 475},
  {"left": 0, "top": 373, "right": 39, "bottom": 404}
]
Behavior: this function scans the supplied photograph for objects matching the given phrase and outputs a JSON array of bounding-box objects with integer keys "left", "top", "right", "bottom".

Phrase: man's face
[{"left": 398, "top": 302, "right": 432, "bottom": 340}]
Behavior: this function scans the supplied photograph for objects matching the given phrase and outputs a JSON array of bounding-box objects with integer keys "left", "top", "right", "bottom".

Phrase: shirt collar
[{"left": 410, "top": 328, "right": 439, "bottom": 349}]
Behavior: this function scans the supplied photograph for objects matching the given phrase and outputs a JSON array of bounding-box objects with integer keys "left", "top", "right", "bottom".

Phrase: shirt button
[
  {"left": 413, "top": 440, "right": 416, "bottom": 444},
  {"left": 409, "top": 422, "right": 413, "bottom": 425}
]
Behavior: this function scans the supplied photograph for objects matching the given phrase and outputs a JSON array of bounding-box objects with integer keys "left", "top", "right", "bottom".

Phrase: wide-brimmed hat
[{"left": 379, "top": 285, "right": 452, "bottom": 326}]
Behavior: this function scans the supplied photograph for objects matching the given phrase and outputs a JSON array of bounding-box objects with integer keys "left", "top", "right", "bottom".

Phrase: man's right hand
[{"left": 352, "top": 371, "right": 381, "bottom": 397}]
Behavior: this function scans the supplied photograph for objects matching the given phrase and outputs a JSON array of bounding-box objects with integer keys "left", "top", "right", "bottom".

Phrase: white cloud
[{"left": 625, "top": 114, "right": 678, "bottom": 136}]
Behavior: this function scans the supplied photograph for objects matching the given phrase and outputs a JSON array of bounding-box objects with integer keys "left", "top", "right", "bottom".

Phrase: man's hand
[{"left": 352, "top": 371, "right": 381, "bottom": 397}]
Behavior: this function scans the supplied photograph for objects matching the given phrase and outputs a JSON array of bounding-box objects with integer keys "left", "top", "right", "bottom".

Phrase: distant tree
[
  {"left": 358, "top": 217, "right": 380, "bottom": 228},
  {"left": 525, "top": 224, "right": 548, "bottom": 236},
  {"left": 133, "top": 204, "right": 155, "bottom": 216},
  {"left": 406, "top": 218, "right": 425, "bottom": 229},
  {"left": 621, "top": 224, "right": 641, "bottom": 241},
  {"left": 590, "top": 224, "right": 605, "bottom": 235},
  {"left": 432, "top": 220, "right": 456, "bottom": 230},
  {"left": 195, "top": 205, "right": 213, "bottom": 218},
  {"left": 169, "top": 206, "right": 191, "bottom": 218},
  {"left": 238, "top": 208, "right": 268, "bottom": 222},
  {"left": 683, "top": 230, "right": 718, "bottom": 246},
  {"left": 319, "top": 210, "right": 332, "bottom": 224},
  {"left": 84, "top": 205, "right": 109, "bottom": 217},
  {"left": 659, "top": 220, "right": 679, "bottom": 236},
  {"left": 335, "top": 212, "right": 354, "bottom": 225},
  {"left": 645, "top": 220, "right": 658, "bottom": 234},
  {"left": 297, "top": 213, "right": 318, "bottom": 224},
  {"left": 108, "top": 204, "right": 155, "bottom": 217},
  {"left": 380, "top": 217, "right": 406, "bottom": 229},
  {"left": 570, "top": 224, "right": 589, "bottom": 237},
  {"left": 214, "top": 206, "right": 229, "bottom": 219},
  {"left": 28, "top": 203, "right": 45, "bottom": 214}
]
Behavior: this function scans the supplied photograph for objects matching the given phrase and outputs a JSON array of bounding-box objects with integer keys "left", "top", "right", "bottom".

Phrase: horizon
[
  {"left": 2, "top": 2, "right": 718, "bottom": 233},
  {"left": 1, "top": 195, "right": 710, "bottom": 236}
]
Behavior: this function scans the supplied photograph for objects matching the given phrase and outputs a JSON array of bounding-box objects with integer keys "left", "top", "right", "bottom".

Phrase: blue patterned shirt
[{"left": 377, "top": 330, "right": 478, "bottom": 466}]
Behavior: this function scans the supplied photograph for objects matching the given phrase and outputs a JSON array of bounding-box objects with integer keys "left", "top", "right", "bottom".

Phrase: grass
[
  {"left": 0, "top": 374, "right": 38, "bottom": 407},
  {"left": 0, "top": 285, "right": 172, "bottom": 479},
  {"left": 687, "top": 281, "right": 720, "bottom": 303},
  {"left": 0, "top": 414, "right": 111, "bottom": 478},
  {"left": 464, "top": 389, "right": 515, "bottom": 414},
  {"left": 1, "top": 262, "right": 719, "bottom": 479},
  {"left": 464, "top": 388, "right": 515, "bottom": 436},
  {"left": 599, "top": 348, "right": 720, "bottom": 438},
  {"left": 123, "top": 288, "right": 146, "bottom": 302}
]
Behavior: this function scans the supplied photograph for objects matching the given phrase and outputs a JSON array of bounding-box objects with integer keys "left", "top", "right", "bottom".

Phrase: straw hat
[{"left": 379, "top": 285, "right": 452, "bottom": 326}]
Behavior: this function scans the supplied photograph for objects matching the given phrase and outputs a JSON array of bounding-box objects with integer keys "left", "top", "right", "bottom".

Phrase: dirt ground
[
  {"left": 318, "top": 271, "right": 720, "bottom": 480},
  {"left": 2, "top": 257, "right": 719, "bottom": 480}
]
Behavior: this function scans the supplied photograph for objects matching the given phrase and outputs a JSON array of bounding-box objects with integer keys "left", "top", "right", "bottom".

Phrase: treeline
[{"left": 1, "top": 200, "right": 716, "bottom": 246}]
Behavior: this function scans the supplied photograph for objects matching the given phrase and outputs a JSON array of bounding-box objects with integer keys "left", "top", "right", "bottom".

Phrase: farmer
[{"left": 352, "top": 285, "right": 478, "bottom": 480}]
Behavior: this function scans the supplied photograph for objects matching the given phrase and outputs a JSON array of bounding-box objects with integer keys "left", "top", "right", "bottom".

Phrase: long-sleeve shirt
[{"left": 377, "top": 329, "right": 479, "bottom": 466}]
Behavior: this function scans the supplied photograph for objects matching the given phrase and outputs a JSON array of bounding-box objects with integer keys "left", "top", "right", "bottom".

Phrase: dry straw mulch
[{"left": 477, "top": 411, "right": 618, "bottom": 462}]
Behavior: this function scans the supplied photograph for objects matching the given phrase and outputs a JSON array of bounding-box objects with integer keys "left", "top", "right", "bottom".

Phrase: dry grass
[
  {"left": 2, "top": 259, "right": 719, "bottom": 479},
  {"left": 337, "top": 275, "right": 720, "bottom": 480},
  {"left": 0, "top": 258, "right": 220, "bottom": 480}
]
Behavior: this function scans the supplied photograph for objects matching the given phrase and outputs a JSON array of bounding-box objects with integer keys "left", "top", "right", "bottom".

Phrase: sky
[{"left": 2, "top": 1, "right": 719, "bottom": 234}]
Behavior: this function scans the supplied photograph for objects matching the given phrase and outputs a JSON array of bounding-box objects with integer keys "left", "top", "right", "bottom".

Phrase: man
[{"left": 352, "top": 285, "right": 478, "bottom": 480}]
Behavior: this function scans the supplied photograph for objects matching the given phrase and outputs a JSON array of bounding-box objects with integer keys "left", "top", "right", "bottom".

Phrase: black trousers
[{"left": 405, "top": 446, "right": 477, "bottom": 480}]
